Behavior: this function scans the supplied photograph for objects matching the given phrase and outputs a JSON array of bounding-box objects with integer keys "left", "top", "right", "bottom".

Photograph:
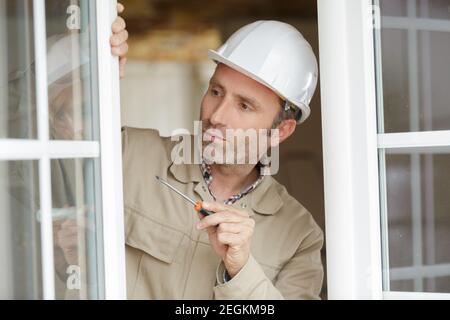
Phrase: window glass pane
[
  {"left": 417, "top": 0, "right": 450, "bottom": 19},
  {"left": 380, "top": 149, "right": 450, "bottom": 293},
  {"left": 425, "top": 276, "right": 450, "bottom": 293},
  {"left": 378, "top": 28, "right": 410, "bottom": 132},
  {"left": 376, "top": 0, "right": 450, "bottom": 133},
  {"left": 417, "top": 30, "right": 450, "bottom": 131},
  {"left": 0, "top": 158, "right": 105, "bottom": 299},
  {"left": 0, "top": 0, "right": 100, "bottom": 141},
  {"left": 51, "top": 158, "right": 104, "bottom": 299},
  {"left": 380, "top": 0, "right": 408, "bottom": 17},
  {"left": 0, "top": 160, "right": 42, "bottom": 299},
  {"left": 380, "top": 0, "right": 450, "bottom": 19},
  {"left": 390, "top": 279, "right": 415, "bottom": 292},
  {"left": 46, "top": 0, "right": 99, "bottom": 141},
  {"left": 0, "top": 0, "right": 37, "bottom": 139}
]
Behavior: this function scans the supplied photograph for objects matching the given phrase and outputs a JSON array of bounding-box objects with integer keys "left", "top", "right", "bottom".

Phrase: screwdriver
[{"left": 155, "top": 176, "right": 213, "bottom": 216}]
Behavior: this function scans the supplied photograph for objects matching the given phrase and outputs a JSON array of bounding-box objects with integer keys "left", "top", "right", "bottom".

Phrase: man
[{"left": 121, "top": 19, "right": 324, "bottom": 299}]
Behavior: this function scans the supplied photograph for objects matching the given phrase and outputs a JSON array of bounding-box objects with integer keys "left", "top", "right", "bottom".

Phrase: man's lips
[{"left": 203, "top": 131, "right": 226, "bottom": 142}]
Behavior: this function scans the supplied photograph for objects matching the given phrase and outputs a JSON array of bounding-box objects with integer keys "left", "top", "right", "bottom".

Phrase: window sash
[
  {"left": 318, "top": 0, "right": 450, "bottom": 299},
  {"left": 0, "top": 0, "right": 126, "bottom": 299}
]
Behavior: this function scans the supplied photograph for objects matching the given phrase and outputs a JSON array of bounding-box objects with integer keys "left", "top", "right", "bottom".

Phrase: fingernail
[
  {"left": 202, "top": 202, "right": 209, "bottom": 209},
  {"left": 196, "top": 223, "right": 202, "bottom": 230}
]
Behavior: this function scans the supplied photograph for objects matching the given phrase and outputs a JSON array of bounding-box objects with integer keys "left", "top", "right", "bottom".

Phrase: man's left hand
[
  {"left": 110, "top": 2, "right": 128, "bottom": 78},
  {"left": 197, "top": 202, "right": 255, "bottom": 278}
]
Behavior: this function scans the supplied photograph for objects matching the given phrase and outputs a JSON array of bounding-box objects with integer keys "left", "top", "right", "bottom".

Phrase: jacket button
[
  {"left": 240, "top": 203, "right": 247, "bottom": 209},
  {"left": 202, "top": 185, "right": 207, "bottom": 192}
]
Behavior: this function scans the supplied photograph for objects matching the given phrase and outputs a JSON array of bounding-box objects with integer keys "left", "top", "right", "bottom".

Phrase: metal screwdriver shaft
[
  {"left": 155, "top": 176, "right": 212, "bottom": 216},
  {"left": 155, "top": 175, "right": 196, "bottom": 205}
]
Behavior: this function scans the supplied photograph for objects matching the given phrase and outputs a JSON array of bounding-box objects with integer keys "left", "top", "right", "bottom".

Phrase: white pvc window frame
[
  {"left": 95, "top": 0, "right": 127, "bottom": 300},
  {"left": 318, "top": 0, "right": 383, "bottom": 300},
  {"left": 0, "top": 0, "right": 126, "bottom": 299},
  {"left": 318, "top": 0, "right": 450, "bottom": 300}
]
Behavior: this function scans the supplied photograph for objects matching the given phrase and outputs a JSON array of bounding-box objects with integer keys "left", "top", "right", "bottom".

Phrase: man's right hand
[
  {"left": 54, "top": 218, "right": 80, "bottom": 266},
  {"left": 110, "top": 3, "right": 129, "bottom": 78},
  {"left": 53, "top": 207, "right": 94, "bottom": 266}
]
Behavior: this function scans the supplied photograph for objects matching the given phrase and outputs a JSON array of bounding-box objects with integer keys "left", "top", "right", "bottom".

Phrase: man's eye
[
  {"left": 240, "top": 103, "right": 250, "bottom": 111},
  {"left": 211, "top": 89, "right": 220, "bottom": 96}
]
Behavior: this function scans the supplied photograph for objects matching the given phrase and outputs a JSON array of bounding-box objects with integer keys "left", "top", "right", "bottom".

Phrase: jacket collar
[
  {"left": 167, "top": 135, "right": 283, "bottom": 216},
  {"left": 168, "top": 134, "right": 203, "bottom": 183},
  {"left": 249, "top": 175, "right": 283, "bottom": 215}
]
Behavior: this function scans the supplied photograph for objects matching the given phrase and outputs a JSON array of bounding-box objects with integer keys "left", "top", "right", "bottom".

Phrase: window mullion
[{"left": 33, "top": 0, "right": 55, "bottom": 300}]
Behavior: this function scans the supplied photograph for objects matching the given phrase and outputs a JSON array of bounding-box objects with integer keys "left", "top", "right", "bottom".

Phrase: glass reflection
[
  {"left": 1, "top": 0, "right": 98, "bottom": 141},
  {"left": 0, "top": 160, "right": 42, "bottom": 299},
  {"left": 51, "top": 158, "right": 104, "bottom": 299}
]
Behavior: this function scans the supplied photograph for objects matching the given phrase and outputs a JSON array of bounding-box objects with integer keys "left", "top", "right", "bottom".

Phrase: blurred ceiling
[{"left": 120, "top": 0, "right": 318, "bottom": 34}]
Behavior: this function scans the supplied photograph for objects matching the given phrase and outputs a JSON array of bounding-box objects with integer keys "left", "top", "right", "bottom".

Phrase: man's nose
[{"left": 209, "top": 98, "right": 229, "bottom": 127}]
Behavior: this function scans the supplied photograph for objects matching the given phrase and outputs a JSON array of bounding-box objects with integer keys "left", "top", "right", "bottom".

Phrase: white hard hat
[
  {"left": 46, "top": 33, "right": 90, "bottom": 101},
  {"left": 208, "top": 20, "right": 318, "bottom": 124}
]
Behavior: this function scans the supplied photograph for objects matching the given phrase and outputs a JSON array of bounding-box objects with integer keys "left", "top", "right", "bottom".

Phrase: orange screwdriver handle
[{"left": 194, "top": 201, "right": 213, "bottom": 216}]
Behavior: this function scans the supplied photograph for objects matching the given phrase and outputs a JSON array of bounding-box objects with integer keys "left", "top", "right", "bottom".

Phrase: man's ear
[{"left": 271, "top": 119, "right": 297, "bottom": 147}]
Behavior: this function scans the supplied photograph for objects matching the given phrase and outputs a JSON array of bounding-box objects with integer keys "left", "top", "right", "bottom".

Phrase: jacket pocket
[{"left": 124, "top": 205, "right": 184, "bottom": 264}]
